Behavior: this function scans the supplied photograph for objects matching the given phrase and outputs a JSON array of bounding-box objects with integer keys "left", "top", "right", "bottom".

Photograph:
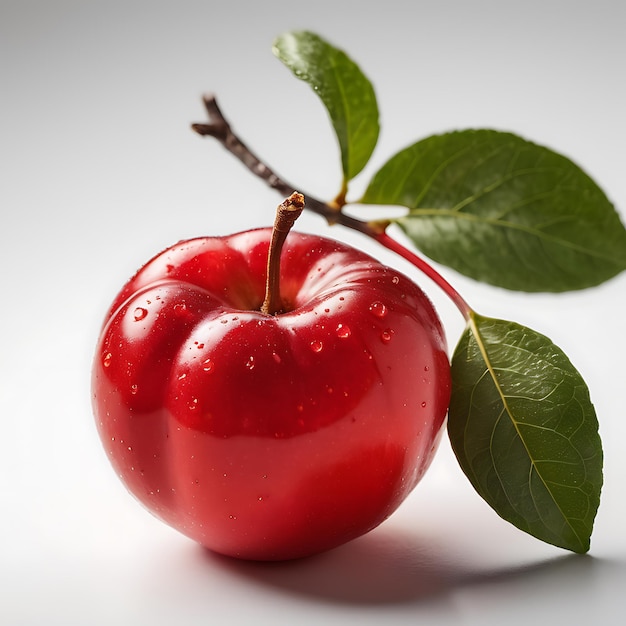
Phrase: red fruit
[{"left": 92, "top": 227, "right": 450, "bottom": 560}]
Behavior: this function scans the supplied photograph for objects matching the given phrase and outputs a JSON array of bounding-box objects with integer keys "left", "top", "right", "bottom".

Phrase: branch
[
  {"left": 192, "top": 96, "right": 295, "bottom": 198},
  {"left": 191, "top": 94, "right": 383, "bottom": 237},
  {"left": 191, "top": 94, "right": 472, "bottom": 318}
]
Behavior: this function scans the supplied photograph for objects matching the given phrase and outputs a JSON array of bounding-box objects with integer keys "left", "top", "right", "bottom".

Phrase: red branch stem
[{"left": 373, "top": 232, "right": 471, "bottom": 319}]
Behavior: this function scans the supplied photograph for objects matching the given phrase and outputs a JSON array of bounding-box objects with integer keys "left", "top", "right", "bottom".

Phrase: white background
[{"left": 1, "top": 1, "right": 625, "bottom": 624}]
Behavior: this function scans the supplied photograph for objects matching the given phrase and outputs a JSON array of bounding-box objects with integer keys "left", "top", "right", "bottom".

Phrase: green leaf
[
  {"left": 273, "top": 30, "right": 379, "bottom": 183},
  {"left": 448, "top": 313, "right": 603, "bottom": 553},
  {"left": 361, "top": 129, "right": 626, "bottom": 291}
]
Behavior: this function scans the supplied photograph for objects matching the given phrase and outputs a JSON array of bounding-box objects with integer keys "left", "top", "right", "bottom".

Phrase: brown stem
[{"left": 261, "top": 192, "right": 305, "bottom": 315}]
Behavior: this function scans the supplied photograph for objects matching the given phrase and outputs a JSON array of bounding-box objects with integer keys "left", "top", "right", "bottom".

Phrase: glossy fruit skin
[{"left": 92, "top": 228, "right": 451, "bottom": 560}]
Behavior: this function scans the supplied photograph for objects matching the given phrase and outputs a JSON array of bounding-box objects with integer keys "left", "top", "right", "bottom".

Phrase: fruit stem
[{"left": 261, "top": 192, "right": 305, "bottom": 315}]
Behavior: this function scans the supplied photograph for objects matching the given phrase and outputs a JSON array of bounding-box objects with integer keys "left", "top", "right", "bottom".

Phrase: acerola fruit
[{"left": 92, "top": 226, "right": 450, "bottom": 560}]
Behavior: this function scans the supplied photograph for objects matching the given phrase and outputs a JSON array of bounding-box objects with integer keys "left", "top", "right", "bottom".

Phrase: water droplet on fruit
[
  {"left": 381, "top": 329, "right": 394, "bottom": 343},
  {"left": 272, "top": 352, "right": 281, "bottom": 364},
  {"left": 369, "top": 301, "right": 387, "bottom": 318},
  {"left": 336, "top": 323, "right": 351, "bottom": 339},
  {"left": 202, "top": 358, "right": 214, "bottom": 372},
  {"left": 391, "top": 276, "right": 400, "bottom": 285},
  {"left": 174, "top": 303, "right": 186, "bottom": 313},
  {"left": 421, "top": 401, "right": 427, "bottom": 408},
  {"left": 130, "top": 384, "right": 138, "bottom": 395},
  {"left": 424, "top": 365, "right": 430, "bottom": 372},
  {"left": 310, "top": 340, "right": 323, "bottom": 353},
  {"left": 188, "top": 397, "right": 198, "bottom": 410},
  {"left": 103, "top": 352, "right": 112, "bottom": 368},
  {"left": 245, "top": 356, "right": 255, "bottom": 370},
  {"left": 195, "top": 342, "right": 205, "bottom": 349},
  {"left": 133, "top": 307, "right": 148, "bottom": 321}
]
